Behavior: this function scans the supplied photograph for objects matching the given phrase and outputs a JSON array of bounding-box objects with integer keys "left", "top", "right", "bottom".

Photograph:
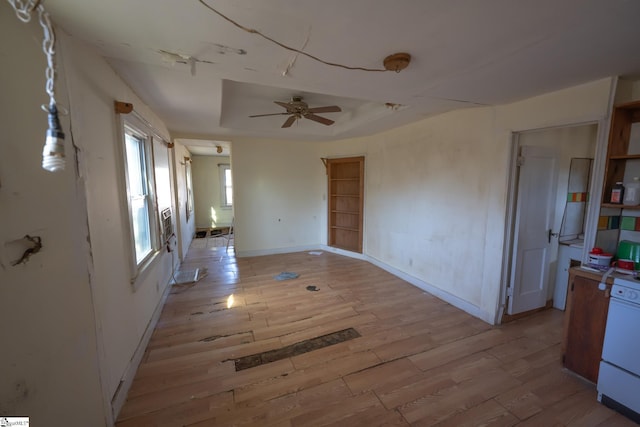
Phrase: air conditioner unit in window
[{"left": 161, "top": 208, "right": 173, "bottom": 243}]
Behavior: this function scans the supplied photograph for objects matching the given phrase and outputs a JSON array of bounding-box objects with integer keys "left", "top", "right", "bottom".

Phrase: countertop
[
  {"left": 570, "top": 266, "right": 637, "bottom": 284},
  {"left": 560, "top": 238, "right": 584, "bottom": 248}
]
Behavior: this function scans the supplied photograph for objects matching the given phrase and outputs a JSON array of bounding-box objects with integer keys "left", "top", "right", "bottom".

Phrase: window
[
  {"left": 219, "top": 164, "right": 232, "bottom": 207},
  {"left": 123, "top": 121, "right": 159, "bottom": 273}
]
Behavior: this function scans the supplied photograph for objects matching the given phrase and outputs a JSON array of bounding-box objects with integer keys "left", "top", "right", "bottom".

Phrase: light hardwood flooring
[{"left": 116, "top": 246, "right": 635, "bottom": 426}]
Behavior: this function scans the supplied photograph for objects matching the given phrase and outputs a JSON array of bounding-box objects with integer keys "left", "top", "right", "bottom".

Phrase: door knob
[{"left": 548, "top": 229, "right": 559, "bottom": 243}]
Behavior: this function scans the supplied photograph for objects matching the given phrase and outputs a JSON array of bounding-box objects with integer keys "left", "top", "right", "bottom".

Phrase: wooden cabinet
[
  {"left": 327, "top": 157, "right": 364, "bottom": 253},
  {"left": 601, "top": 100, "right": 640, "bottom": 209},
  {"left": 562, "top": 270, "right": 611, "bottom": 382}
]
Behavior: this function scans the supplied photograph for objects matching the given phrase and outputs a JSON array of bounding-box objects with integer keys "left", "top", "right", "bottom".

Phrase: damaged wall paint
[{"left": 6, "top": 235, "right": 42, "bottom": 266}]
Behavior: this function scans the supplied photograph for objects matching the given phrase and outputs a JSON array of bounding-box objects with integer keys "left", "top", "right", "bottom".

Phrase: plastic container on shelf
[
  {"left": 617, "top": 240, "right": 640, "bottom": 270},
  {"left": 624, "top": 177, "right": 640, "bottom": 206},
  {"left": 588, "top": 247, "right": 613, "bottom": 269},
  {"left": 611, "top": 181, "right": 625, "bottom": 204}
]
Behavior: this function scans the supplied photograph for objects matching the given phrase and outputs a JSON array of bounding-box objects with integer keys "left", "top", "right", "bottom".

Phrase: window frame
[
  {"left": 185, "top": 158, "right": 194, "bottom": 220},
  {"left": 121, "top": 117, "right": 161, "bottom": 283},
  {"left": 219, "top": 163, "right": 232, "bottom": 208}
]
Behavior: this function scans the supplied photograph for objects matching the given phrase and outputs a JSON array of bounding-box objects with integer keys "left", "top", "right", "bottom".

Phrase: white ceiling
[{"left": 45, "top": 0, "right": 640, "bottom": 151}]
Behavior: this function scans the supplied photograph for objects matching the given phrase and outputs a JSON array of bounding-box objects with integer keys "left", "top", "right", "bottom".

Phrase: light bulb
[{"left": 42, "top": 103, "right": 65, "bottom": 172}]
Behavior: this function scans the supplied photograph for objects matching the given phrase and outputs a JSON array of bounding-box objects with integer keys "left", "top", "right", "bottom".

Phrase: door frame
[{"left": 498, "top": 120, "right": 608, "bottom": 323}]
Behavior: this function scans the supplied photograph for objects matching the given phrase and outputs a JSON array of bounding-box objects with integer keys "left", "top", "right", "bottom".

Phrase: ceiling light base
[{"left": 383, "top": 53, "right": 411, "bottom": 73}]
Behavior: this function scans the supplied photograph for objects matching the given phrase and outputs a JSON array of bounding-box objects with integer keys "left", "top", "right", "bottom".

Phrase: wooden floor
[{"left": 116, "top": 246, "right": 635, "bottom": 426}]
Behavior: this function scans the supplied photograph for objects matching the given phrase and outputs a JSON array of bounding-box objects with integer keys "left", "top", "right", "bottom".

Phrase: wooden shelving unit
[
  {"left": 601, "top": 100, "right": 640, "bottom": 206},
  {"left": 327, "top": 157, "right": 364, "bottom": 253}
]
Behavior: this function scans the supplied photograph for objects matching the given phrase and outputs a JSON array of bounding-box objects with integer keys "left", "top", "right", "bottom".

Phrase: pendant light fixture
[{"left": 7, "top": 0, "right": 66, "bottom": 172}]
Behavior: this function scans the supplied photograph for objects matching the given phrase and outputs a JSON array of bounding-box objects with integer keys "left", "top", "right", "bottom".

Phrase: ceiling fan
[{"left": 249, "top": 96, "right": 342, "bottom": 128}]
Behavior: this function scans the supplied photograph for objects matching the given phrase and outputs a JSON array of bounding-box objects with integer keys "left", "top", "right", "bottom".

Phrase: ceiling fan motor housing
[{"left": 288, "top": 96, "right": 308, "bottom": 114}]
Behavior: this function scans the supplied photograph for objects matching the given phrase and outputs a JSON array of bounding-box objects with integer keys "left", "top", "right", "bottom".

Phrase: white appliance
[
  {"left": 597, "top": 277, "right": 640, "bottom": 423},
  {"left": 553, "top": 241, "right": 583, "bottom": 310}
]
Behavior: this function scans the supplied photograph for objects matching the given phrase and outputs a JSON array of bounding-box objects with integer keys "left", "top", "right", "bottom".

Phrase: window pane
[
  {"left": 125, "top": 130, "right": 153, "bottom": 266},
  {"left": 125, "top": 134, "right": 146, "bottom": 197},
  {"left": 131, "top": 196, "right": 152, "bottom": 263},
  {"left": 223, "top": 167, "right": 232, "bottom": 206},
  {"left": 226, "top": 186, "right": 233, "bottom": 205}
]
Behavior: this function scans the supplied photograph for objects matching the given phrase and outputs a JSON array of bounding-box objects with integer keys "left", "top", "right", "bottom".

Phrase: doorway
[
  {"left": 327, "top": 156, "right": 364, "bottom": 253},
  {"left": 504, "top": 124, "right": 597, "bottom": 318}
]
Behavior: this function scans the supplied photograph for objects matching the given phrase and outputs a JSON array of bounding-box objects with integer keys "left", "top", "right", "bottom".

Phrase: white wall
[
  {"left": 0, "top": 5, "right": 106, "bottom": 426},
  {"left": 232, "top": 138, "right": 325, "bottom": 256},
  {"left": 192, "top": 155, "right": 233, "bottom": 229}
]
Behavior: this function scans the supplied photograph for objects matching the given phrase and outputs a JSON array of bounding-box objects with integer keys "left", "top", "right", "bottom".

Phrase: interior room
[{"left": 2, "top": 1, "right": 640, "bottom": 425}]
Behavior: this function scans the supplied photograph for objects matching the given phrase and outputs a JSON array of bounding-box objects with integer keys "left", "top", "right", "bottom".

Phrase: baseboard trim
[
  {"left": 364, "top": 254, "right": 495, "bottom": 325},
  {"left": 320, "top": 245, "right": 367, "bottom": 260},
  {"left": 236, "top": 245, "right": 321, "bottom": 258},
  {"left": 110, "top": 281, "right": 172, "bottom": 420}
]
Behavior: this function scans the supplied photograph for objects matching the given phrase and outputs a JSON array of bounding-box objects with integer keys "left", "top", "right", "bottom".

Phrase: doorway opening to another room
[
  {"left": 503, "top": 124, "right": 598, "bottom": 321},
  {"left": 185, "top": 140, "right": 234, "bottom": 251}
]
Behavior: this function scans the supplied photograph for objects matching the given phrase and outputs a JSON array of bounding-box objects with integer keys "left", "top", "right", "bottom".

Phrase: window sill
[{"left": 130, "top": 250, "right": 162, "bottom": 291}]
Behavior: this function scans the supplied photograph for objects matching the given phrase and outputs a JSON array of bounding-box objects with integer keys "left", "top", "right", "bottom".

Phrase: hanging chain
[
  {"left": 6, "top": 0, "right": 40, "bottom": 22},
  {"left": 7, "top": 0, "right": 57, "bottom": 104},
  {"left": 38, "top": 4, "right": 56, "bottom": 103}
]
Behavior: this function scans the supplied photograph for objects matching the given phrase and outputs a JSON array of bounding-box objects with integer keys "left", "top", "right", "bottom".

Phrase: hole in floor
[{"left": 233, "top": 327, "right": 361, "bottom": 371}]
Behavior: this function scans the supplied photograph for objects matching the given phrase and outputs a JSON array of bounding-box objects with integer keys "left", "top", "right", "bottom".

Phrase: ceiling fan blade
[
  {"left": 249, "top": 112, "right": 290, "bottom": 118},
  {"left": 307, "top": 106, "right": 342, "bottom": 114},
  {"left": 282, "top": 115, "right": 297, "bottom": 128},
  {"left": 274, "top": 101, "right": 292, "bottom": 110},
  {"left": 304, "top": 113, "right": 334, "bottom": 126}
]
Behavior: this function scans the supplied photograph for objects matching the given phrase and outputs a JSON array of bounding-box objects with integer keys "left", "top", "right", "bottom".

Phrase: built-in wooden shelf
[
  {"left": 331, "top": 210, "right": 359, "bottom": 215},
  {"left": 601, "top": 203, "right": 640, "bottom": 210},
  {"left": 327, "top": 156, "right": 364, "bottom": 253},
  {"left": 608, "top": 154, "right": 640, "bottom": 160},
  {"left": 330, "top": 226, "right": 359, "bottom": 232},
  {"left": 601, "top": 100, "right": 640, "bottom": 203}
]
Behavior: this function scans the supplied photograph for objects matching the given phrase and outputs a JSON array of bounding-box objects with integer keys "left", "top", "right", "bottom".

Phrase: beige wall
[
  {"left": 192, "top": 155, "right": 233, "bottom": 229},
  {"left": 232, "top": 138, "right": 325, "bottom": 255}
]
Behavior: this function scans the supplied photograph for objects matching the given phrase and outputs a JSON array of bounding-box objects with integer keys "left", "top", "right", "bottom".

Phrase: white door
[{"left": 508, "top": 145, "right": 559, "bottom": 315}]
